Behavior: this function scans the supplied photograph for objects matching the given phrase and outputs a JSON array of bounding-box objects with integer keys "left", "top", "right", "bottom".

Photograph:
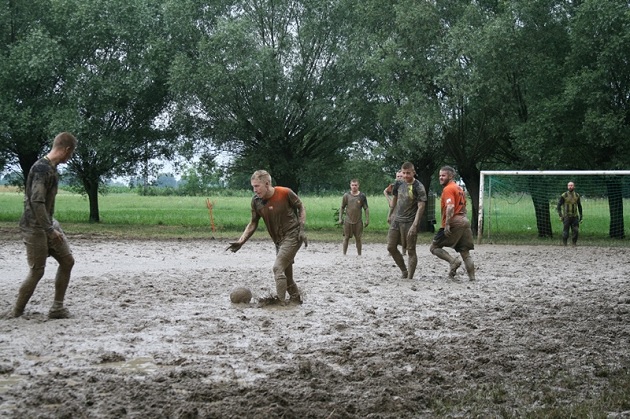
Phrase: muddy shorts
[
  {"left": 21, "top": 221, "right": 72, "bottom": 270},
  {"left": 432, "top": 219, "right": 474, "bottom": 253},
  {"left": 388, "top": 220, "right": 416, "bottom": 251},
  {"left": 343, "top": 221, "right": 363, "bottom": 239}
]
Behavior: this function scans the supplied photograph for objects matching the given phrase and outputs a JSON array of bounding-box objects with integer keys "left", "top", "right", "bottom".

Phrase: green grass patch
[{"left": 1, "top": 189, "right": 629, "bottom": 245}]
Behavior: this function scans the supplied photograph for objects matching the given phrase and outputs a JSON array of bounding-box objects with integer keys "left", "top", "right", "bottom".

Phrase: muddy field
[{"left": 1, "top": 237, "right": 630, "bottom": 418}]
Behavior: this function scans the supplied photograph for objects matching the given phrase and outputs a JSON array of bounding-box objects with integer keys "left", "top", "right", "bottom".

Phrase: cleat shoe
[
  {"left": 289, "top": 295, "right": 303, "bottom": 305},
  {"left": 448, "top": 259, "right": 462, "bottom": 278},
  {"left": 1, "top": 309, "right": 23, "bottom": 319},
  {"left": 48, "top": 307, "right": 71, "bottom": 319}
]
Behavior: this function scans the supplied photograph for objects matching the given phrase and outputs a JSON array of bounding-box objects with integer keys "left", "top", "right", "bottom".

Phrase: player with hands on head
[
  {"left": 227, "top": 170, "right": 306, "bottom": 304},
  {"left": 338, "top": 178, "right": 369, "bottom": 256},
  {"left": 430, "top": 166, "right": 476, "bottom": 281},
  {"left": 556, "top": 181, "right": 583, "bottom": 246},
  {"left": 387, "top": 162, "right": 426, "bottom": 279}
]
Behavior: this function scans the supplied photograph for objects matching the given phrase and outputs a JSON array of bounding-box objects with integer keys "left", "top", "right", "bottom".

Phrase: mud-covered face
[
  {"left": 251, "top": 179, "right": 272, "bottom": 199},
  {"left": 401, "top": 168, "right": 414, "bottom": 183},
  {"left": 567, "top": 182, "right": 575, "bottom": 192},
  {"left": 350, "top": 181, "right": 359, "bottom": 193}
]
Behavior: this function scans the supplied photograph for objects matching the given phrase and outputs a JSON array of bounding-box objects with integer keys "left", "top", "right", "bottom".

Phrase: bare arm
[
  {"left": 227, "top": 213, "right": 260, "bottom": 252},
  {"left": 407, "top": 201, "right": 426, "bottom": 239},
  {"left": 387, "top": 195, "right": 398, "bottom": 224},
  {"left": 339, "top": 198, "right": 345, "bottom": 224},
  {"left": 444, "top": 203, "right": 455, "bottom": 236},
  {"left": 383, "top": 185, "right": 394, "bottom": 207}
]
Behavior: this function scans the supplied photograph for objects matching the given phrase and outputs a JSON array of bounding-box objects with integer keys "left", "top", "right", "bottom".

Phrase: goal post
[{"left": 477, "top": 170, "right": 630, "bottom": 244}]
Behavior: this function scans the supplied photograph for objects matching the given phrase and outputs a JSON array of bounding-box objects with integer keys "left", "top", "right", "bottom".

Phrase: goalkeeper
[{"left": 557, "top": 181, "right": 583, "bottom": 246}]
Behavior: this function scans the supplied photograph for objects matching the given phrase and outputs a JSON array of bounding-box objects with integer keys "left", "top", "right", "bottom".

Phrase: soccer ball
[{"left": 230, "top": 287, "right": 253, "bottom": 304}]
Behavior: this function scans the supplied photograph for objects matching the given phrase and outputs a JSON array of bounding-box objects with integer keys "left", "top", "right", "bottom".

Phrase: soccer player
[
  {"left": 430, "top": 166, "right": 476, "bottom": 281},
  {"left": 3, "top": 132, "right": 78, "bottom": 319},
  {"left": 227, "top": 170, "right": 307, "bottom": 304},
  {"left": 387, "top": 162, "right": 427, "bottom": 279},
  {"left": 338, "top": 179, "right": 369, "bottom": 255}
]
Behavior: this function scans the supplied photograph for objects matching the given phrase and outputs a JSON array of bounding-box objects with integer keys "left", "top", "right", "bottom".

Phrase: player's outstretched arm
[{"left": 227, "top": 220, "right": 259, "bottom": 252}]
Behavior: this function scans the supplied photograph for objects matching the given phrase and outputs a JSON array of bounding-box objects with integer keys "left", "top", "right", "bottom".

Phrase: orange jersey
[
  {"left": 440, "top": 181, "right": 467, "bottom": 228},
  {"left": 251, "top": 186, "right": 303, "bottom": 244}
]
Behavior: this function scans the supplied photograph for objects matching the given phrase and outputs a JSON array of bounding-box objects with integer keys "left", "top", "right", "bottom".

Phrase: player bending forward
[
  {"left": 430, "top": 166, "right": 476, "bottom": 281},
  {"left": 227, "top": 170, "right": 307, "bottom": 304}
]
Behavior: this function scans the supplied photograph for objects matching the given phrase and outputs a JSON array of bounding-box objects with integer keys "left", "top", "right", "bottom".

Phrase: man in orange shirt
[
  {"left": 228, "top": 170, "right": 307, "bottom": 304},
  {"left": 430, "top": 166, "right": 476, "bottom": 281}
]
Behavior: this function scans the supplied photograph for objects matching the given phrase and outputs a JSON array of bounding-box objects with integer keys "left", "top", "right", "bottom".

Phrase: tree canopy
[{"left": 1, "top": 0, "right": 629, "bottom": 231}]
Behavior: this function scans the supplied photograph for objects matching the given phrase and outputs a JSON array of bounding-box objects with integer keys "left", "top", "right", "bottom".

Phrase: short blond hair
[{"left": 251, "top": 170, "right": 272, "bottom": 185}]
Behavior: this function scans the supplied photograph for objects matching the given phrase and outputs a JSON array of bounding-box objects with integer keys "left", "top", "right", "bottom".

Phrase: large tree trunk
[
  {"left": 84, "top": 178, "right": 100, "bottom": 223},
  {"left": 606, "top": 176, "right": 625, "bottom": 239},
  {"left": 18, "top": 151, "right": 41, "bottom": 187},
  {"left": 528, "top": 177, "right": 553, "bottom": 238},
  {"left": 416, "top": 167, "right": 437, "bottom": 233}
]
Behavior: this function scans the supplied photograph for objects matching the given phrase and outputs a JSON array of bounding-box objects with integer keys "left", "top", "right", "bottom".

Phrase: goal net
[{"left": 478, "top": 171, "right": 630, "bottom": 244}]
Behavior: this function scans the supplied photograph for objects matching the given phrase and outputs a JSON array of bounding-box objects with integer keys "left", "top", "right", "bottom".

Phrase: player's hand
[
  {"left": 226, "top": 242, "right": 243, "bottom": 253},
  {"left": 407, "top": 226, "right": 417, "bottom": 242},
  {"left": 580, "top": 218, "right": 583, "bottom": 224},
  {"left": 364, "top": 221, "right": 369, "bottom": 228}
]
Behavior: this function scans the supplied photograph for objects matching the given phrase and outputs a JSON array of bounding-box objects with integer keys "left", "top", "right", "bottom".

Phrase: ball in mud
[{"left": 230, "top": 287, "right": 253, "bottom": 304}]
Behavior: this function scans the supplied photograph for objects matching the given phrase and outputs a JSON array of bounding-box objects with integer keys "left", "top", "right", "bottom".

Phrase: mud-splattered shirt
[
  {"left": 393, "top": 179, "right": 427, "bottom": 223},
  {"left": 19, "top": 157, "right": 58, "bottom": 232},
  {"left": 251, "top": 186, "right": 303, "bottom": 244},
  {"left": 341, "top": 192, "right": 368, "bottom": 225}
]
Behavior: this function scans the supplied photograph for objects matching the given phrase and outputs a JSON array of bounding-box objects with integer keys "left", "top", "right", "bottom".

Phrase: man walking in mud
[
  {"left": 387, "top": 162, "right": 426, "bottom": 279},
  {"left": 2, "top": 132, "right": 78, "bottom": 319},
  {"left": 339, "top": 178, "right": 369, "bottom": 256},
  {"left": 227, "top": 170, "right": 307, "bottom": 304},
  {"left": 430, "top": 166, "right": 475, "bottom": 281}
]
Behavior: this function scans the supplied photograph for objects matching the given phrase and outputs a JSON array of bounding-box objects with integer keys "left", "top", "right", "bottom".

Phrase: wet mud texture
[{"left": 1, "top": 238, "right": 630, "bottom": 418}]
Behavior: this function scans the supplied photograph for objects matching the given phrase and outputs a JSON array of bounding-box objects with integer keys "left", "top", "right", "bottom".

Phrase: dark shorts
[
  {"left": 343, "top": 221, "right": 363, "bottom": 239},
  {"left": 432, "top": 223, "right": 474, "bottom": 253}
]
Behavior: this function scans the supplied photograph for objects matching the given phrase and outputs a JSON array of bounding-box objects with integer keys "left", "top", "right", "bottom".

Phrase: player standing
[{"left": 430, "top": 166, "right": 475, "bottom": 281}]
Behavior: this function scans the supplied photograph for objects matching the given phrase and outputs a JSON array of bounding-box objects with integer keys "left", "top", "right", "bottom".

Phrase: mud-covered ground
[{"left": 1, "top": 237, "right": 630, "bottom": 418}]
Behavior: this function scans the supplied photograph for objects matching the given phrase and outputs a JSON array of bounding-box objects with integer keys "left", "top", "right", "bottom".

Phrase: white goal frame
[{"left": 477, "top": 170, "right": 630, "bottom": 244}]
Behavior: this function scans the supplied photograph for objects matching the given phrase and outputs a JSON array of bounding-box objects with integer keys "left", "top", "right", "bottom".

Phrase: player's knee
[
  {"left": 28, "top": 267, "right": 46, "bottom": 280},
  {"left": 60, "top": 254, "right": 75, "bottom": 270}
]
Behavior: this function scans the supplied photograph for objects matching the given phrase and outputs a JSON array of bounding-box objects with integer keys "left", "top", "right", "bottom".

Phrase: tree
[
  {"left": 0, "top": 0, "right": 65, "bottom": 184},
  {"left": 561, "top": 0, "right": 630, "bottom": 238},
  {"left": 48, "top": 0, "right": 177, "bottom": 222},
  {"left": 169, "top": 0, "right": 357, "bottom": 193}
]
